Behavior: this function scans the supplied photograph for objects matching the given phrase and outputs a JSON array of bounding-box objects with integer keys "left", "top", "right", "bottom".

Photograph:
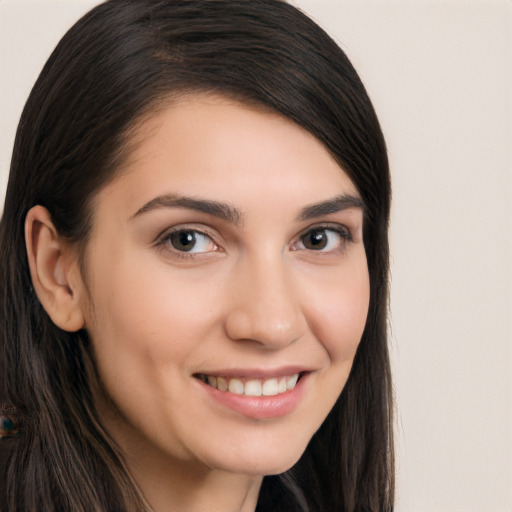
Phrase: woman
[{"left": 0, "top": 1, "right": 393, "bottom": 510}]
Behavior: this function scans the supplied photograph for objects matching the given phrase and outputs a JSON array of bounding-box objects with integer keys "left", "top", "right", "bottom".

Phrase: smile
[{"left": 195, "top": 373, "right": 300, "bottom": 397}]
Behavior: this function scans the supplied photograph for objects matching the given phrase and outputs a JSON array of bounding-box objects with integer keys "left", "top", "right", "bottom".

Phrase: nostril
[
  {"left": 223, "top": 261, "right": 307, "bottom": 348},
  {"left": 224, "top": 307, "right": 306, "bottom": 348}
]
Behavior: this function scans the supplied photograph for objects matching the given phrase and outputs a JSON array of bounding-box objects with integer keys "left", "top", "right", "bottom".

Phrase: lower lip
[{"left": 196, "top": 375, "right": 308, "bottom": 420}]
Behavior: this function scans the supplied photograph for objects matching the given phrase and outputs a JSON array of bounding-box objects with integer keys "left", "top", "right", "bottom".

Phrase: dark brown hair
[{"left": 0, "top": 1, "right": 393, "bottom": 510}]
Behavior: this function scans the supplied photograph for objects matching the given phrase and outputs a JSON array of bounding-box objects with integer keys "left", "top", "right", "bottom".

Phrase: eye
[
  {"left": 295, "top": 226, "right": 351, "bottom": 252},
  {"left": 163, "top": 229, "right": 217, "bottom": 254}
]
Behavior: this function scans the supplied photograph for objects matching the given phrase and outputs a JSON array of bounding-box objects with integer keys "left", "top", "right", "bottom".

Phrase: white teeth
[
  {"left": 199, "top": 373, "right": 300, "bottom": 396},
  {"left": 228, "top": 378, "right": 244, "bottom": 395},
  {"left": 286, "top": 374, "right": 299, "bottom": 390},
  {"left": 244, "top": 380, "right": 262, "bottom": 396},
  {"left": 262, "top": 378, "right": 279, "bottom": 396}
]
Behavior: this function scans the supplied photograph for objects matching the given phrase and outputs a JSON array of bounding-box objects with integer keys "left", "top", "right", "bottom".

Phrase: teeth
[
  {"left": 262, "top": 378, "right": 278, "bottom": 396},
  {"left": 217, "top": 376, "right": 228, "bottom": 392},
  {"left": 286, "top": 374, "right": 299, "bottom": 390},
  {"left": 198, "top": 373, "right": 300, "bottom": 396},
  {"left": 228, "top": 378, "right": 244, "bottom": 395},
  {"left": 244, "top": 380, "right": 262, "bottom": 396}
]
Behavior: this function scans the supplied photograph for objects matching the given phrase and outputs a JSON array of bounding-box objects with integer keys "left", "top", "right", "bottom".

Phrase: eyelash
[{"left": 156, "top": 223, "right": 354, "bottom": 259}]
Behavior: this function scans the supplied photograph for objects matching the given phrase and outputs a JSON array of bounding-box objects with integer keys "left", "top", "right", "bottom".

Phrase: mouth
[{"left": 194, "top": 373, "right": 302, "bottom": 397}]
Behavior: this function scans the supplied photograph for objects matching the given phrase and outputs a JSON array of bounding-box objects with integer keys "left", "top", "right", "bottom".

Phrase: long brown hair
[{"left": 0, "top": 1, "right": 393, "bottom": 510}]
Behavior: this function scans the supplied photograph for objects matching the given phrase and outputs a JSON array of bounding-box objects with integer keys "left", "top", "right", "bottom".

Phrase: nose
[{"left": 224, "top": 253, "right": 307, "bottom": 349}]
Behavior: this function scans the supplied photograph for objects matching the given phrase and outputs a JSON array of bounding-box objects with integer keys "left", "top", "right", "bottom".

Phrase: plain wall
[{"left": 1, "top": 1, "right": 511, "bottom": 510}]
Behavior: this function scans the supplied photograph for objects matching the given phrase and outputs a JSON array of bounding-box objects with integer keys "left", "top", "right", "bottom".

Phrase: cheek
[
  {"left": 82, "top": 262, "right": 221, "bottom": 450},
  {"left": 304, "top": 259, "right": 370, "bottom": 363},
  {"left": 83, "top": 258, "right": 222, "bottom": 379}
]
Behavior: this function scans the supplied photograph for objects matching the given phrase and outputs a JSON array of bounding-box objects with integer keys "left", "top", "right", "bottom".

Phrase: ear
[{"left": 25, "top": 205, "right": 85, "bottom": 332}]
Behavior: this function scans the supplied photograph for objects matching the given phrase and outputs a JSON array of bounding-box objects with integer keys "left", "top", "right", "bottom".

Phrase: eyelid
[
  {"left": 300, "top": 222, "right": 353, "bottom": 238},
  {"left": 155, "top": 223, "right": 216, "bottom": 243}
]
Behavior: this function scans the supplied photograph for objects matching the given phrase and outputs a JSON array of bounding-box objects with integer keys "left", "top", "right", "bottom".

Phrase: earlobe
[{"left": 25, "top": 205, "right": 85, "bottom": 332}]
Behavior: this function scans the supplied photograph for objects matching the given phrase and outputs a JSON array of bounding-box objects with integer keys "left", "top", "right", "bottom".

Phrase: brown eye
[
  {"left": 165, "top": 229, "right": 217, "bottom": 254},
  {"left": 297, "top": 227, "right": 350, "bottom": 252},
  {"left": 170, "top": 230, "right": 196, "bottom": 252},
  {"left": 301, "top": 229, "right": 329, "bottom": 250}
]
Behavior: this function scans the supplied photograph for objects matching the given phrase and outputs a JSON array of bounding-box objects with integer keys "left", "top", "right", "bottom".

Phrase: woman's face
[{"left": 79, "top": 95, "right": 369, "bottom": 477}]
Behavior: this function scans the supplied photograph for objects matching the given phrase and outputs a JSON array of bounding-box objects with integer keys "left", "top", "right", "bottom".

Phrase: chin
[{"left": 202, "top": 439, "right": 308, "bottom": 477}]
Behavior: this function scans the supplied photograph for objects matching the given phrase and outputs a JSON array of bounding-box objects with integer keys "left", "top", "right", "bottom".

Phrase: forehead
[{"left": 96, "top": 94, "right": 360, "bottom": 220}]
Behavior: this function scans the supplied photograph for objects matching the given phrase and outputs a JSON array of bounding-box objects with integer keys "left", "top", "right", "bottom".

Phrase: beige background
[{"left": 1, "top": 1, "right": 511, "bottom": 510}]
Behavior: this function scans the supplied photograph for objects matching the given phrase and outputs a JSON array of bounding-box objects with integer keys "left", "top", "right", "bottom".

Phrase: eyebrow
[
  {"left": 132, "top": 192, "right": 364, "bottom": 225},
  {"left": 132, "top": 194, "right": 242, "bottom": 224},
  {"left": 297, "top": 194, "right": 365, "bottom": 221}
]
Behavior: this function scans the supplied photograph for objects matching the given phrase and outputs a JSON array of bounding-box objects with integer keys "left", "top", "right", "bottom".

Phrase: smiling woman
[{"left": 0, "top": 1, "right": 392, "bottom": 511}]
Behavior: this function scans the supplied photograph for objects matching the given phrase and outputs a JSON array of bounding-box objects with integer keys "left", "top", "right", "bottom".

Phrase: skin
[{"left": 26, "top": 95, "right": 370, "bottom": 512}]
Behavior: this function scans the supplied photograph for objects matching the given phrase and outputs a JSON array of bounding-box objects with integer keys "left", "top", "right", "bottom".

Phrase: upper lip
[{"left": 193, "top": 365, "right": 312, "bottom": 380}]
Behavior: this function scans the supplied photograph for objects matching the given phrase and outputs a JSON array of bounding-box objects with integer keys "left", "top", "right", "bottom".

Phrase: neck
[{"left": 137, "top": 459, "right": 262, "bottom": 512}]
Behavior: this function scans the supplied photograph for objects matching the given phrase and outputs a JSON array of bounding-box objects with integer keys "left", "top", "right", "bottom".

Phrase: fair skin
[{"left": 26, "top": 95, "right": 370, "bottom": 512}]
